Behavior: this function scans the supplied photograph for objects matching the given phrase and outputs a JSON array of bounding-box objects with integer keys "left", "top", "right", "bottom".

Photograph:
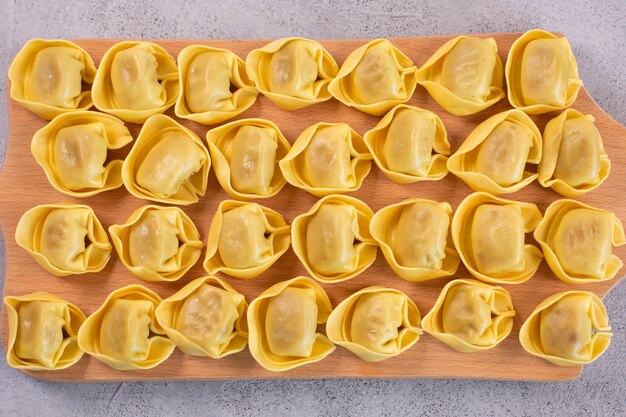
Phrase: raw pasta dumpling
[
  {"left": 326, "top": 286, "right": 422, "bottom": 362},
  {"left": 447, "top": 109, "right": 542, "bottom": 195},
  {"left": 279, "top": 122, "right": 372, "bottom": 197},
  {"left": 421, "top": 279, "right": 515, "bottom": 352},
  {"left": 206, "top": 118, "right": 290, "bottom": 199},
  {"left": 329, "top": 39, "right": 417, "bottom": 115},
  {"left": 109, "top": 205, "right": 203, "bottom": 282},
  {"left": 204, "top": 200, "right": 291, "bottom": 279},
  {"left": 155, "top": 276, "right": 248, "bottom": 358},
  {"left": 451, "top": 192, "right": 543, "bottom": 284},
  {"left": 534, "top": 199, "right": 624, "bottom": 284},
  {"left": 416, "top": 36, "right": 504, "bottom": 115},
  {"left": 519, "top": 291, "right": 612, "bottom": 366},
  {"left": 9, "top": 39, "right": 97, "bottom": 119},
  {"left": 506, "top": 29, "right": 582, "bottom": 114},
  {"left": 122, "top": 114, "right": 210, "bottom": 205},
  {"left": 4, "top": 293, "right": 86, "bottom": 370},
  {"left": 247, "top": 276, "right": 335, "bottom": 371},
  {"left": 245, "top": 38, "right": 338, "bottom": 110}
]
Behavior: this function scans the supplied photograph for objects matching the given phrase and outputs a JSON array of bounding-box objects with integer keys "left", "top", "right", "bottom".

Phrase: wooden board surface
[{"left": 2, "top": 34, "right": 626, "bottom": 382}]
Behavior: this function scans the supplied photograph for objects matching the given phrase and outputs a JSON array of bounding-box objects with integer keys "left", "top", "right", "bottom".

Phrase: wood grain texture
[{"left": 2, "top": 34, "right": 625, "bottom": 382}]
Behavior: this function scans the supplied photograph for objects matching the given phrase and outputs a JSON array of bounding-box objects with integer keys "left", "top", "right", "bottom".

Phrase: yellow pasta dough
[
  {"left": 9, "top": 39, "right": 97, "bottom": 119},
  {"left": 533, "top": 199, "right": 624, "bottom": 284},
  {"left": 247, "top": 276, "right": 335, "bottom": 371},
  {"left": 505, "top": 29, "right": 582, "bottom": 114},
  {"left": 122, "top": 114, "right": 210, "bottom": 205},
  {"left": 416, "top": 36, "right": 504, "bottom": 115},
  {"left": 206, "top": 118, "right": 290, "bottom": 199},
  {"left": 77, "top": 285, "right": 175, "bottom": 370},
  {"left": 92, "top": 41, "right": 179, "bottom": 123},
  {"left": 421, "top": 279, "right": 515, "bottom": 352},
  {"left": 447, "top": 109, "right": 542, "bottom": 195},
  {"left": 519, "top": 291, "right": 612, "bottom": 366},
  {"left": 175, "top": 45, "right": 258, "bottom": 124},
  {"left": 245, "top": 38, "right": 338, "bottom": 110},
  {"left": 451, "top": 192, "right": 543, "bottom": 284},
  {"left": 203, "top": 200, "right": 291, "bottom": 279},
  {"left": 4, "top": 293, "right": 85, "bottom": 370}
]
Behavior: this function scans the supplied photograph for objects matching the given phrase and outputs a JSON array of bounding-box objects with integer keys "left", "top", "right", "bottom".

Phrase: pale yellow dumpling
[
  {"left": 39, "top": 208, "right": 88, "bottom": 271},
  {"left": 53, "top": 124, "right": 107, "bottom": 189},
  {"left": 99, "top": 299, "right": 153, "bottom": 363},
  {"left": 218, "top": 205, "right": 272, "bottom": 269},
  {"left": 186, "top": 52, "right": 234, "bottom": 113},
  {"left": 350, "top": 292, "right": 403, "bottom": 353},
  {"left": 128, "top": 210, "right": 180, "bottom": 272},
  {"left": 384, "top": 109, "right": 435, "bottom": 176},
  {"left": 230, "top": 126, "right": 278, "bottom": 195},
  {"left": 268, "top": 42, "right": 318, "bottom": 98}
]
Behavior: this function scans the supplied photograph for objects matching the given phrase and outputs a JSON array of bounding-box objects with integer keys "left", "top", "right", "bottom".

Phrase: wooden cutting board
[{"left": 2, "top": 34, "right": 625, "bottom": 382}]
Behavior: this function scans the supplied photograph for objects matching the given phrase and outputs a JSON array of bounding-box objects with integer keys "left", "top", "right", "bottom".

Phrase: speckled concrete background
[{"left": 1, "top": 1, "right": 624, "bottom": 416}]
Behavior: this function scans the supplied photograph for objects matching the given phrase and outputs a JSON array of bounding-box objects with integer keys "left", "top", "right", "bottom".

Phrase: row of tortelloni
[
  {"left": 15, "top": 193, "right": 625, "bottom": 286},
  {"left": 9, "top": 29, "right": 582, "bottom": 124},
  {"left": 4, "top": 278, "right": 612, "bottom": 372}
]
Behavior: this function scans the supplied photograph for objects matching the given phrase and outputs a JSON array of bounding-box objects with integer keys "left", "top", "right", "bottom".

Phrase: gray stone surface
[{"left": 1, "top": 0, "right": 624, "bottom": 416}]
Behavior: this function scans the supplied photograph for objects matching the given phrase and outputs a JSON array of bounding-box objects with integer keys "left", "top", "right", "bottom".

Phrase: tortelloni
[
  {"left": 279, "top": 122, "right": 372, "bottom": 197},
  {"left": 122, "top": 114, "right": 210, "bottom": 205},
  {"left": 534, "top": 199, "right": 625, "bottom": 284},
  {"left": 206, "top": 119, "right": 291, "bottom": 199},
  {"left": 506, "top": 29, "right": 582, "bottom": 114},
  {"left": 291, "top": 195, "right": 378, "bottom": 283},
  {"left": 245, "top": 38, "right": 338, "bottom": 110},
  {"left": 31, "top": 111, "right": 133, "bottom": 197},
  {"left": 416, "top": 36, "right": 504, "bottom": 116},
  {"left": 109, "top": 205, "right": 203, "bottom": 282},
  {"left": 77, "top": 285, "right": 176, "bottom": 370},
  {"left": 4, "top": 293, "right": 86, "bottom": 370},
  {"left": 421, "top": 279, "right": 515, "bottom": 352},
  {"left": 326, "top": 287, "right": 422, "bottom": 362},
  {"left": 452, "top": 192, "right": 543, "bottom": 284},
  {"left": 92, "top": 41, "right": 179, "bottom": 123},
  {"left": 9, "top": 39, "right": 97, "bottom": 119},
  {"left": 155, "top": 276, "right": 248, "bottom": 358},
  {"left": 328, "top": 39, "right": 418, "bottom": 115},
  {"left": 203, "top": 200, "right": 291, "bottom": 279},
  {"left": 447, "top": 109, "right": 542, "bottom": 195},
  {"left": 519, "top": 291, "right": 612, "bottom": 366},
  {"left": 370, "top": 198, "right": 460, "bottom": 282},
  {"left": 175, "top": 45, "right": 258, "bottom": 124},
  {"left": 247, "top": 277, "right": 335, "bottom": 371},
  {"left": 363, "top": 105, "right": 450, "bottom": 184},
  {"left": 15, "top": 204, "right": 111, "bottom": 276},
  {"left": 538, "top": 109, "right": 610, "bottom": 197}
]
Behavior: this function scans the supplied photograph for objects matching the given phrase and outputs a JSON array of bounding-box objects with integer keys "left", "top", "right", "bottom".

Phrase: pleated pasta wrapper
[
  {"left": 538, "top": 109, "right": 610, "bottom": 197},
  {"left": 291, "top": 195, "right": 378, "bottom": 283},
  {"left": 416, "top": 36, "right": 504, "bottom": 116},
  {"left": 122, "top": 114, "right": 210, "bottom": 205},
  {"left": 155, "top": 276, "right": 248, "bottom": 358},
  {"left": 203, "top": 200, "right": 291, "bottom": 279},
  {"left": 447, "top": 109, "right": 542, "bottom": 195},
  {"left": 245, "top": 37, "right": 338, "bottom": 110},
  {"left": 4, "top": 293, "right": 86, "bottom": 370},
  {"left": 370, "top": 198, "right": 459, "bottom": 282},
  {"left": 505, "top": 29, "right": 582, "bottom": 114},
  {"left": 15, "top": 203, "right": 111, "bottom": 276},
  {"left": 279, "top": 122, "right": 372, "bottom": 197},
  {"left": 31, "top": 111, "right": 132, "bottom": 197},
  {"left": 109, "top": 205, "right": 203, "bottom": 283},
  {"left": 519, "top": 291, "right": 612, "bottom": 366},
  {"left": 175, "top": 45, "right": 258, "bottom": 124},
  {"left": 92, "top": 41, "right": 179, "bottom": 123},
  {"left": 77, "top": 285, "right": 176, "bottom": 371},
  {"left": 326, "top": 286, "right": 422, "bottom": 362},
  {"left": 421, "top": 279, "right": 515, "bottom": 353},
  {"left": 247, "top": 276, "right": 335, "bottom": 372},
  {"left": 451, "top": 192, "right": 543, "bottom": 284},
  {"left": 206, "top": 118, "right": 290, "bottom": 199},
  {"left": 9, "top": 39, "right": 97, "bottom": 119},
  {"left": 363, "top": 105, "right": 450, "bottom": 184},
  {"left": 534, "top": 199, "right": 624, "bottom": 284},
  {"left": 328, "top": 39, "right": 418, "bottom": 115}
]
